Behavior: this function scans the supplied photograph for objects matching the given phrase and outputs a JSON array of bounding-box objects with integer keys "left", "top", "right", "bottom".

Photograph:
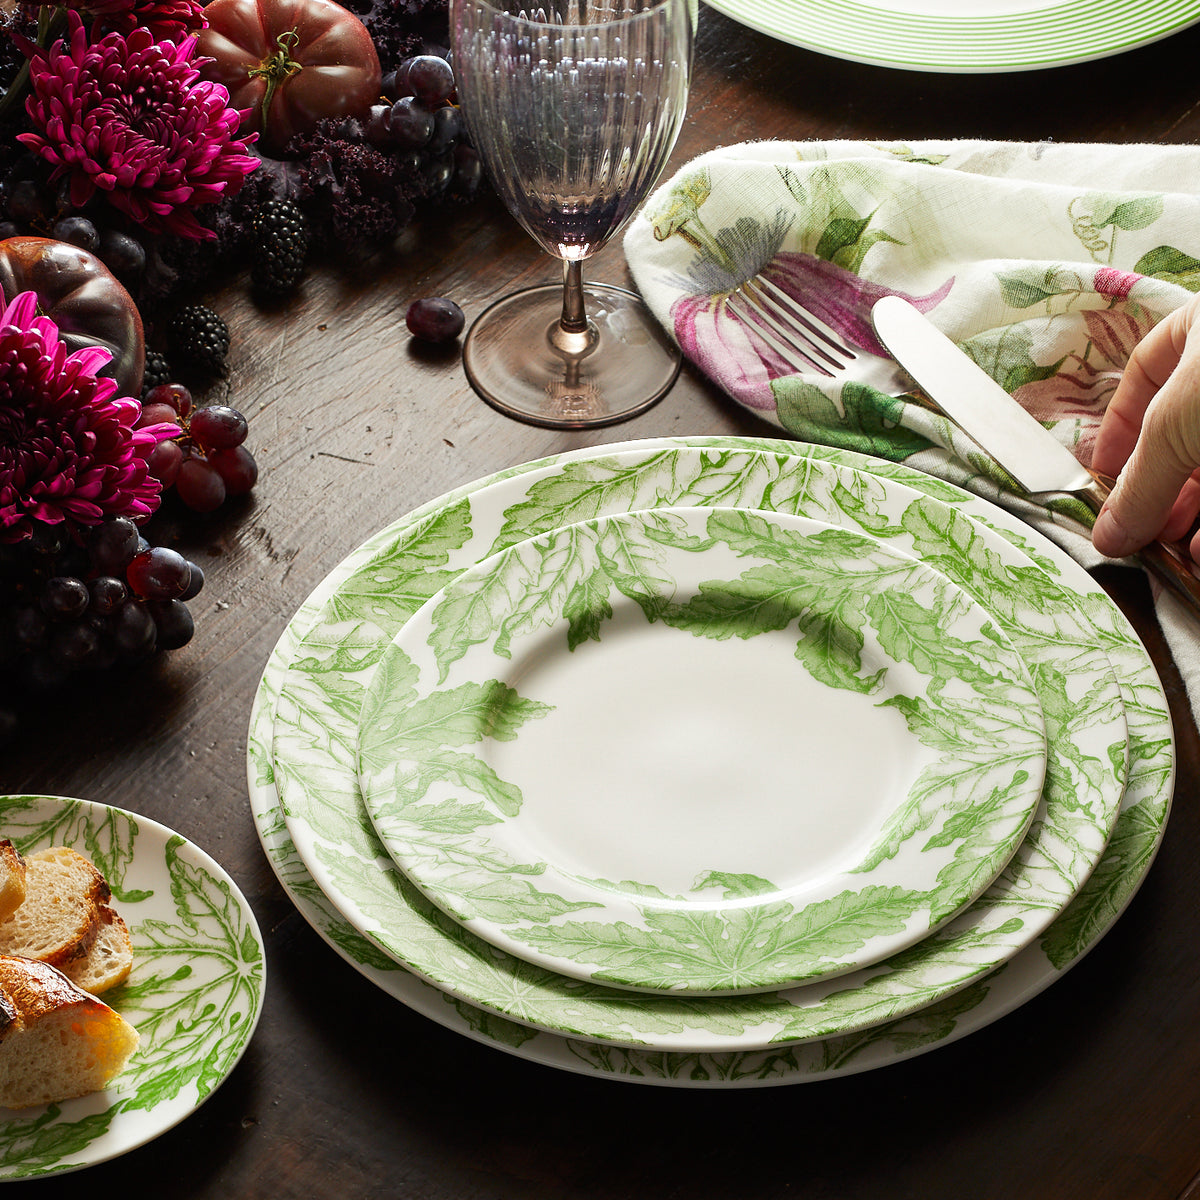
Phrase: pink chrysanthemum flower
[
  {"left": 17, "top": 13, "right": 257, "bottom": 241},
  {"left": 0, "top": 291, "right": 176, "bottom": 542}
]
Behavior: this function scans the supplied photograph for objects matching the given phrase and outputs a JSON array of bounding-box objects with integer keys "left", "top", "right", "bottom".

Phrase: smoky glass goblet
[{"left": 451, "top": 0, "right": 693, "bottom": 428}]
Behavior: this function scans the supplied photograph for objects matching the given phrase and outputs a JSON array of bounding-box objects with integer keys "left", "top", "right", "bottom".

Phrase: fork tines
[{"left": 725, "top": 276, "right": 857, "bottom": 377}]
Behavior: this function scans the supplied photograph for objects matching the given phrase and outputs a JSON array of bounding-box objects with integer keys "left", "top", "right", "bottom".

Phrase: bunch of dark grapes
[
  {"left": 373, "top": 52, "right": 483, "bottom": 202},
  {"left": 0, "top": 517, "right": 204, "bottom": 739},
  {"left": 281, "top": 49, "right": 481, "bottom": 254},
  {"left": 137, "top": 383, "right": 259, "bottom": 514}
]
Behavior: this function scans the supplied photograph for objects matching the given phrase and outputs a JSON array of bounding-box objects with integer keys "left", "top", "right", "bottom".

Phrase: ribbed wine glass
[{"left": 452, "top": 0, "right": 693, "bottom": 428}]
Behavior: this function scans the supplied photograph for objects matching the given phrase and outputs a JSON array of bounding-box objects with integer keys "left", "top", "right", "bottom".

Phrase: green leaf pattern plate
[
  {"left": 357, "top": 505, "right": 1047, "bottom": 994},
  {"left": 251, "top": 437, "right": 1169, "bottom": 1084},
  {"left": 697, "top": 0, "right": 1200, "bottom": 73},
  {"left": 0, "top": 795, "right": 265, "bottom": 1179},
  {"left": 266, "top": 440, "right": 1147, "bottom": 1053}
]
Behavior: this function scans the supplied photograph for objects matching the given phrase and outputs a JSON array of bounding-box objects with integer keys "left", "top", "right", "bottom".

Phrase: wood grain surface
[{"left": 6, "top": 9, "right": 1200, "bottom": 1199}]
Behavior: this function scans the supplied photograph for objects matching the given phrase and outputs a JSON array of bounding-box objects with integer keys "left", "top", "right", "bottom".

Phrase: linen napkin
[{"left": 624, "top": 138, "right": 1200, "bottom": 720}]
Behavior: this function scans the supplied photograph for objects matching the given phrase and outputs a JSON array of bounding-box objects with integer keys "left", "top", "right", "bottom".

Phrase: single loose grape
[{"left": 406, "top": 297, "right": 465, "bottom": 344}]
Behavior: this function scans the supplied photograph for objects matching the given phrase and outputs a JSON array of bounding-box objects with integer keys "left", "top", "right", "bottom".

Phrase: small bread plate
[{"left": 0, "top": 795, "right": 265, "bottom": 1181}]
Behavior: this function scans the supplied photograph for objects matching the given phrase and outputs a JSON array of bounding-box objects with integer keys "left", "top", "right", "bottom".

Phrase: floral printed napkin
[{"left": 624, "top": 138, "right": 1200, "bottom": 714}]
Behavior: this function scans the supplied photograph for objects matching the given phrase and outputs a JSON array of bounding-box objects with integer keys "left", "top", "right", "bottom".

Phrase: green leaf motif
[
  {"left": 327, "top": 499, "right": 472, "bottom": 626},
  {"left": 772, "top": 378, "right": 932, "bottom": 463},
  {"left": 997, "top": 268, "right": 1063, "bottom": 309},
  {"left": 118, "top": 837, "right": 264, "bottom": 1112},
  {"left": 0, "top": 1108, "right": 116, "bottom": 1178},
  {"left": 360, "top": 677, "right": 552, "bottom": 773},
  {"left": 694, "top": 870, "right": 779, "bottom": 898},
  {"left": 1134, "top": 245, "right": 1200, "bottom": 291},
  {"left": 518, "top": 885, "right": 928, "bottom": 992},
  {"left": 1040, "top": 798, "right": 1168, "bottom": 969},
  {"left": 1086, "top": 192, "right": 1163, "bottom": 232}
]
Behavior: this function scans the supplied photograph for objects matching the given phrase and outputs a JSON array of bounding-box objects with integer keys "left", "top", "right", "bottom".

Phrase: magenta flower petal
[
  {"left": 18, "top": 13, "right": 256, "bottom": 241},
  {"left": 0, "top": 290, "right": 173, "bottom": 542}
]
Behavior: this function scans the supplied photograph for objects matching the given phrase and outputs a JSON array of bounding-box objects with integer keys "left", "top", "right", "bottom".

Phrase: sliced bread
[
  {"left": 62, "top": 906, "right": 134, "bottom": 996},
  {"left": 0, "top": 954, "right": 139, "bottom": 1108},
  {"left": 0, "top": 847, "right": 109, "bottom": 969},
  {"left": 0, "top": 842, "right": 25, "bottom": 923}
]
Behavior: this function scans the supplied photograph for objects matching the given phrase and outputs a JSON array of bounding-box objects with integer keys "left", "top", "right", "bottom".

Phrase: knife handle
[{"left": 1080, "top": 471, "right": 1200, "bottom": 618}]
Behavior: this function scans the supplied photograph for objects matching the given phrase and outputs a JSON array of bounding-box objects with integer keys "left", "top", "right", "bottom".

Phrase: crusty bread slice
[
  {"left": 0, "top": 847, "right": 109, "bottom": 969},
  {"left": 0, "top": 954, "right": 139, "bottom": 1108},
  {"left": 62, "top": 906, "right": 133, "bottom": 996},
  {"left": 0, "top": 842, "right": 25, "bottom": 923}
]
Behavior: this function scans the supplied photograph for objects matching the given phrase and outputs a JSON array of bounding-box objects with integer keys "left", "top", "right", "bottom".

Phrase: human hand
[{"left": 1091, "top": 292, "right": 1200, "bottom": 562}]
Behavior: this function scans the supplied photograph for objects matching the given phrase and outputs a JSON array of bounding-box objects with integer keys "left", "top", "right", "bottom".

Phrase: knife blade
[{"left": 870, "top": 293, "right": 1200, "bottom": 617}]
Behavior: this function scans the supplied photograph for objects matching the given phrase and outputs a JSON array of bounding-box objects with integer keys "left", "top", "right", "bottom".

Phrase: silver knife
[{"left": 871, "top": 293, "right": 1200, "bottom": 617}]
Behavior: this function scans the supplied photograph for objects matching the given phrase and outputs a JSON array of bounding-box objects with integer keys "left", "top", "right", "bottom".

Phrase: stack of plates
[{"left": 248, "top": 436, "right": 1174, "bottom": 1089}]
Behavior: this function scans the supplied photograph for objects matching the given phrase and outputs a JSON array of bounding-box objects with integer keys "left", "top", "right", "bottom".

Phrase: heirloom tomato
[
  {"left": 0, "top": 237, "right": 145, "bottom": 397},
  {"left": 196, "top": 0, "right": 382, "bottom": 153}
]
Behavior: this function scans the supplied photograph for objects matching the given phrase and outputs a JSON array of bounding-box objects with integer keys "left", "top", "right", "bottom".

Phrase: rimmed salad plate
[
  {"left": 357, "top": 504, "right": 1047, "bottom": 994},
  {"left": 697, "top": 0, "right": 1200, "bottom": 73},
  {"left": 0, "top": 795, "right": 265, "bottom": 1180},
  {"left": 268, "top": 440, "right": 1142, "bottom": 1052}
]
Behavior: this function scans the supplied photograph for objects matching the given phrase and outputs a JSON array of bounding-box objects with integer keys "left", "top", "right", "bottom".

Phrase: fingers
[
  {"left": 1092, "top": 297, "right": 1195, "bottom": 478},
  {"left": 1158, "top": 471, "right": 1200, "bottom": 542},
  {"left": 1091, "top": 297, "right": 1200, "bottom": 559}
]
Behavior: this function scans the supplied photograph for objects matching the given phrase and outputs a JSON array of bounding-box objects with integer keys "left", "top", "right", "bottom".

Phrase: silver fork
[{"left": 725, "top": 275, "right": 923, "bottom": 399}]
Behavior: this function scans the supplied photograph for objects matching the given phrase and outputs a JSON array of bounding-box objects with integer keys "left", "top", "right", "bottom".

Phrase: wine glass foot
[{"left": 462, "top": 283, "right": 682, "bottom": 429}]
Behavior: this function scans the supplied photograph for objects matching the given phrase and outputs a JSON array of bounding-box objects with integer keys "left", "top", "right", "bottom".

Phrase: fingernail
[{"left": 1093, "top": 507, "right": 1137, "bottom": 558}]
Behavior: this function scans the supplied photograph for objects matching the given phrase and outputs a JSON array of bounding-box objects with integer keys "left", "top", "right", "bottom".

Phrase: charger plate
[
  {"left": 268, "top": 440, "right": 1139, "bottom": 1052},
  {"left": 252, "top": 437, "right": 1169, "bottom": 1084},
  {"left": 357, "top": 505, "right": 1047, "bottom": 994},
  {"left": 698, "top": 0, "right": 1200, "bottom": 73},
  {"left": 0, "top": 795, "right": 265, "bottom": 1179}
]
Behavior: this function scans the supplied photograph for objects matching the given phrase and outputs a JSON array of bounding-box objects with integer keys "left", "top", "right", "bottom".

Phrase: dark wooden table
[{"left": 9, "top": 9, "right": 1200, "bottom": 1198}]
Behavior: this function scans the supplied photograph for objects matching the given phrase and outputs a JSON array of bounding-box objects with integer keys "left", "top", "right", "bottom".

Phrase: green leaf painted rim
[
  {"left": 698, "top": 0, "right": 1200, "bottom": 72},
  {"left": 358, "top": 505, "right": 1048, "bottom": 995},
  {"left": 249, "top": 436, "right": 1168, "bottom": 1085},
  {"left": 266, "top": 440, "right": 1143, "bottom": 1054},
  {"left": 0, "top": 795, "right": 266, "bottom": 1179}
]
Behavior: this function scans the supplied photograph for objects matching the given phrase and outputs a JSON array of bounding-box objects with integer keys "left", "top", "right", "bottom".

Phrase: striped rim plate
[{"left": 699, "top": 0, "right": 1200, "bottom": 72}]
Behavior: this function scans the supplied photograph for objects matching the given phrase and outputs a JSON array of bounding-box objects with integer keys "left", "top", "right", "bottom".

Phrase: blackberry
[
  {"left": 168, "top": 304, "right": 230, "bottom": 376},
  {"left": 250, "top": 199, "right": 309, "bottom": 296},
  {"left": 140, "top": 350, "right": 172, "bottom": 397}
]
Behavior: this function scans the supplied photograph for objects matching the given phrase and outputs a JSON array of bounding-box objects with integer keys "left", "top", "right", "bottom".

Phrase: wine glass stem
[{"left": 560, "top": 260, "right": 588, "bottom": 334}]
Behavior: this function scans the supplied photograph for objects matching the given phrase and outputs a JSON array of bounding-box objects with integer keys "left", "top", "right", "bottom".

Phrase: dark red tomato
[{"left": 196, "top": 0, "right": 382, "bottom": 153}]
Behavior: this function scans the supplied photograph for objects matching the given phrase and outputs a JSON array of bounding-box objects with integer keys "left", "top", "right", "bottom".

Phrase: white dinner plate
[
  {"left": 698, "top": 0, "right": 1200, "bottom": 72},
  {"left": 248, "top": 436, "right": 1169, "bottom": 1086},
  {"left": 0, "top": 795, "right": 265, "bottom": 1179},
  {"left": 357, "top": 505, "right": 1047, "bottom": 994},
  {"left": 268, "top": 440, "right": 1139, "bottom": 1053}
]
